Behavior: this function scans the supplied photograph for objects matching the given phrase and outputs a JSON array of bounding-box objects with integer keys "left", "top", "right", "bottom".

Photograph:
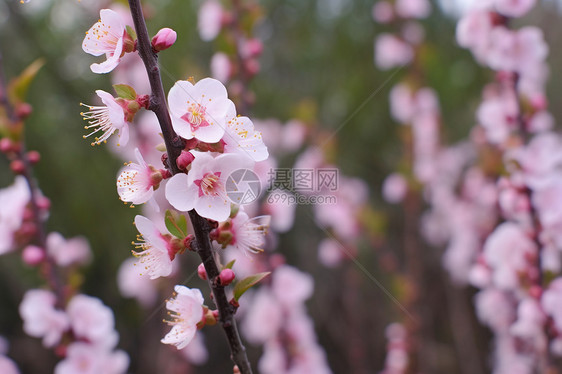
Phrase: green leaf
[
  {"left": 125, "top": 25, "right": 137, "bottom": 41},
  {"left": 8, "top": 59, "right": 45, "bottom": 104},
  {"left": 164, "top": 209, "right": 187, "bottom": 238},
  {"left": 224, "top": 259, "right": 236, "bottom": 270},
  {"left": 233, "top": 272, "right": 270, "bottom": 301},
  {"left": 113, "top": 84, "right": 137, "bottom": 100}
]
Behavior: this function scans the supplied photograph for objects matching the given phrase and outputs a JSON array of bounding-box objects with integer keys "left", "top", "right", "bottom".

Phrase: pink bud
[
  {"left": 22, "top": 245, "right": 45, "bottom": 266},
  {"left": 27, "top": 150, "right": 40, "bottom": 164},
  {"left": 198, "top": 263, "right": 207, "bottom": 280},
  {"left": 10, "top": 160, "right": 25, "bottom": 174},
  {"left": 16, "top": 103, "right": 32, "bottom": 119},
  {"left": 152, "top": 28, "right": 177, "bottom": 52},
  {"left": 219, "top": 268, "right": 235, "bottom": 286},
  {"left": 37, "top": 196, "right": 51, "bottom": 211},
  {"left": 176, "top": 150, "right": 195, "bottom": 170},
  {"left": 0, "top": 138, "right": 13, "bottom": 153}
]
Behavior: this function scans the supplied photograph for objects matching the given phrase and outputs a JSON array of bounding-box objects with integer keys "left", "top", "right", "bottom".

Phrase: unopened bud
[
  {"left": 122, "top": 29, "right": 137, "bottom": 53},
  {"left": 0, "top": 138, "right": 13, "bottom": 153},
  {"left": 219, "top": 268, "right": 235, "bottom": 286},
  {"left": 27, "top": 150, "right": 40, "bottom": 164},
  {"left": 16, "top": 103, "right": 32, "bottom": 119},
  {"left": 184, "top": 234, "right": 195, "bottom": 251},
  {"left": 37, "top": 196, "right": 51, "bottom": 211},
  {"left": 22, "top": 245, "right": 45, "bottom": 266},
  {"left": 10, "top": 160, "right": 25, "bottom": 174},
  {"left": 198, "top": 263, "right": 207, "bottom": 280},
  {"left": 152, "top": 28, "right": 177, "bottom": 52},
  {"left": 176, "top": 150, "right": 195, "bottom": 171}
]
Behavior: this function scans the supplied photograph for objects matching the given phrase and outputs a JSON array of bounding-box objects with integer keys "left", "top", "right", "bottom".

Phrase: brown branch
[{"left": 126, "top": 1, "right": 253, "bottom": 372}]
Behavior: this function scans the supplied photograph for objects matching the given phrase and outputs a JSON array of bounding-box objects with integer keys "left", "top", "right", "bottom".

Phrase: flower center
[
  {"left": 182, "top": 103, "right": 210, "bottom": 132},
  {"left": 194, "top": 172, "right": 222, "bottom": 197}
]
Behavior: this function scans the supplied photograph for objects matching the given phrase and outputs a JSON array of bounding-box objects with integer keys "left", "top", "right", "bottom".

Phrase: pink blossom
[
  {"left": 168, "top": 78, "right": 230, "bottom": 143},
  {"left": 389, "top": 83, "right": 415, "bottom": 123},
  {"left": 117, "top": 148, "right": 158, "bottom": 205},
  {"left": 165, "top": 152, "right": 254, "bottom": 222},
  {"left": 161, "top": 285, "right": 204, "bottom": 349},
  {"left": 476, "top": 91, "right": 518, "bottom": 144},
  {"left": 542, "top": 278, "right": 562, "bottom": 332},
  {"left": 19, "top": 289, "right": 69, "bottom": 348},
  {"left": 132, "top": 215, "right": 174, "bottom": 279},
  {"left": 318, "top": 238, "right": 345, "bottom": 268},
  {"left": 281, "top": 120, "right": 307, "bottom": 153},
  {"left": 474, "top": 288, "right": 515, "bottom": 332},
  {"left": 0, "top": 176, "right": 30, "bottom": 254},
  {"left": 528, "top": 110, "right": 554, "bottom": 133},
  {"left": 456, "top": 10, "right": 493, "bottom": 62},
  {"left": 395, "top": 0, "right": 431, "bottom": 19},
  {"left": 510, "top": 298, "right": 546, "bottom": 343},
  {"left": 227, "top": 210, "right": 270, "bottom": 255},
  {"left": 210, "top": 52, "right": 232, "bottom": 83},
  {"left": 198, "top": 0, "right": 223, "bottom": 42},
  {"left": 151, "top": 27, "right": 177, "bottom": 52},
  {"left": 82, "top": 9, "right": 125, "bottom": 74},
  {"left": 487, "top": 27, "right": 548, "bottom": 74},
  {"left": 117, "top": 258, "right": 158, "bottom": 307},
  {"left": 54, "top": 342, "right": 129, "bottom": 374},
  {"left": 80, "top": 90, "right": 129, "bottom": 146},
  {"left": 483, "top": 222, "right": 537, "bottom": 290},
  {"left": 375, "top": 34, "right": 414, "bottom": 70},
  {"left": 272, "top": 265, "right": 314, "bottom": 307},
  {"left": 0, "top": 356, "right": 19, "bottom": 374},
  {"left": 372, "top": 2, "right": 394, "bottom": 23},
  {"left": 494, "top": 0, "right": 536, "bottom": 18},
  {"left": 223, "top": 102, "right": 269, "bottom": 162},
  {"left": 66, "top": 294, "right": 117, "bottom": 348},
  {"left": 46, "top": 232, "right": 92, "bottom": 267},
  {"left": 242, "top": 289, "right": 282, "bottom": 344}
]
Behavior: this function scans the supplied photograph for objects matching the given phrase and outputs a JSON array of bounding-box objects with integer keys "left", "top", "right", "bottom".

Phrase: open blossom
[
  {"left": 82, "top": 9, "right": 126, "bottom": 74},
  {"left": 132, "top": 215, "right": 174, "bottom": 279},
  {"left": 67, "top": 294, "right": 117, "bottom": 349},
  {"left": 80, "top": 90, "right": 129, "bottom": 146},
  {"left": 161, "top": 285, "right": 204, "bottom": 349},
  {"left": 375, "top": 34, "right": 414, "bottom": 70},
  {"left": 0, "top": 356, "right": 19, "bottom": 374},
  {"left": 168, "top": 78, "right": 231, "bottom": 143},
  {"left": 228, "top": 210, "right": 270, "bottom": 255},
  {"left": 117, "top": 148, "right": 160, "bottom": 205},
  {"left": 46, "top": 232, "right": 92, "bottom": 267},
  {"left": 54, "top": 342, "right": 129, "bottom": 374},
  {"left": 223, "top": 102, "right": 269, "bottom": 162},
  {"left": 165, "top": 152, "right": 254, "bottom": 222},
  {"left": 19, "top": 289, "right": 69, "bottom": 348},
  {"left": 0, "top": 176, "right": 30, "bottom": 254},
  {"left": 198, "top": 0, "right": 223, "bottom": 41},
  {"left": 494, "top": 0, "right": 536, "bottom": 18}
]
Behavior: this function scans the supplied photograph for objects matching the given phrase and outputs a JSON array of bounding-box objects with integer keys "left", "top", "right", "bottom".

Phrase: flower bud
[
  {"left": 198, "top": 263, "right": 208, "bottom": 280},
  {"left": 22, "top": 245, "right": 45, "bottom": 266},
  {"left": 10, "top": 160, "right": 25, "bottom": 174},
  {"left": 27, "top": 150, "right": 40, "bottom": 165},
  {"left": 122, "top": 29, "right": 137, "bottom": 54},
  {"left": 219, "top": 268, "right": 235, "bottom": 286},
  {"left": 16, "top": 103, "right": 32, "bottom": 119},
  {"left": 0, "top": 138, "right": 13, "bottom": 153},
  {"left": 176, "top": 150, "right": 195, "bottom": 171},
  {"left": 152, "top": 28, "right": 177, "bottom": 52}
]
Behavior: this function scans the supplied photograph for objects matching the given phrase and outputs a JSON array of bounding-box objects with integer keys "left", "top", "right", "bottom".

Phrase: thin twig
[{"left": 126, "top": 1, "right": 253, "bottom": 372}]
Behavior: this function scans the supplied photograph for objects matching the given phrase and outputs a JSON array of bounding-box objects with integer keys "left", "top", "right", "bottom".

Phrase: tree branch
[{"left": 126, "top": 1, "right": 252, "bottom": 372}]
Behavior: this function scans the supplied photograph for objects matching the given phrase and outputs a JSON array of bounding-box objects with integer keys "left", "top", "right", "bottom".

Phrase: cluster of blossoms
[
  {"left": 241, "top": 265, "right": 332, "bottom": 374},
  {"left": 0, "top": 91, "right": 127, "bottom": 372},
  {"left": 380, "top": 0, "right": 562, "bottom": 372},
  {"left": 80, "top": 7, "right": 273, "bottom": 357},
  {"left": 374, "top": 1, "right": 438, "bottom": 371},
  {"left": 20, "top": 291, "right": 128, "bottom": 374}
]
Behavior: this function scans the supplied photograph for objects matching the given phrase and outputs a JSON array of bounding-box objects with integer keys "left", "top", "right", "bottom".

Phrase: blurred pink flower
[
  {"left": 54, "top": 342, "right": 129, "bottom": 374},
  {"left": 494, "top": 0, "right": 536, "bottom": 18},
  {"left": 395, "top": 0, "right": 431, "bottom": 19},
  {"left": 198, "top": 0, "right": 223, "bottom": 41},
  {"left": 211, "top": 52, "right": 232, "bottom": 83},
  {"left": 375, "top": 34, "right": 414, "bottom": 70},
  {"left": 0, "top": 176, "right": 30, "bottom": 254},
  {"left": 46, "top": 232, "right": 92, "bottom": 267},
  {"left": 67, "top": 294, "right": 117, "bottom": 349},
  {"left": 0, "top": 356, "right": 19, "bottom": 374},
  {"left": 117, "top": 257, "right": 158, "bottom": 307},
  {"left": 382, "top": 173, "right": 408, "bottom": 203},
  {"left": 19, "top": 289, "right": 69, "bottom": 348}
]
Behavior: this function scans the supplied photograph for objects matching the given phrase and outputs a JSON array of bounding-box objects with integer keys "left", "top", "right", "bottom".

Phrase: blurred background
[{"left": 2, "top": 0, "right": 562, "bottom": 373}]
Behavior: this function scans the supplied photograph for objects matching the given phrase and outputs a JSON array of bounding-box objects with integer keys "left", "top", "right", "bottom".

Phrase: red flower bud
[
  {"left": 152, "top": 28, "right": 177, "bottom": 52},
  {"left": 219, "top": 268, "right": 235, "bottom": 286}
]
